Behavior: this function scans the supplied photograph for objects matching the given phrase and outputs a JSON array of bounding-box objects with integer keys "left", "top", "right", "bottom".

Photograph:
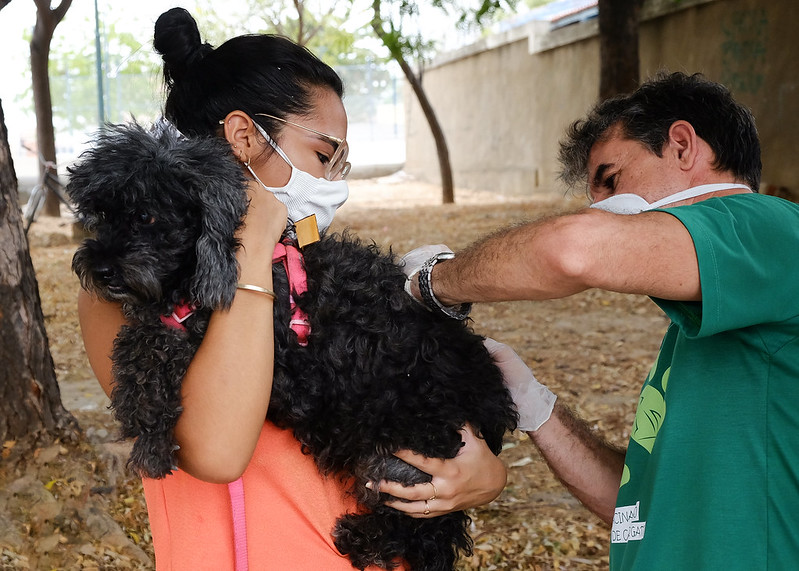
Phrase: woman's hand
[
  {"left": 239, "top": 179, "right": 288, "bottom": 250},
  {"left": 234, "top": 179, "right": 287, "bottom": 289},
  {"left": 373, "top": 424, "right": 507, "bottom": 518}
]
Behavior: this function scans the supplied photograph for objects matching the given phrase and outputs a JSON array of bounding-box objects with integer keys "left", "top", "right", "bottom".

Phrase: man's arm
[
  {"left": 427, "top": 208, "right": 701, "bottom": 304},
  {"left": 531, "top": 403, "right": 625, "bottom": 525},
  {"left": 495, "top": 337, "right": 624, "bottom": 525},
  {"left": 379, "top": 340, "right": 623, "bottom": 524}
]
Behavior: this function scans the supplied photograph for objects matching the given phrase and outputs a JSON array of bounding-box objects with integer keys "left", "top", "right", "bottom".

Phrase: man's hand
[
  {"left": 371, "top": 424, "right": 507, "bottom": 518},
  {"left": 399, "top": 244, "right": 453, "bottom": 277},
  {"left": 399, "top": 244, "right": 453, "bottom": 302},
  {"left": 484, "top": 338, "right": 557, "bottom": 432}
]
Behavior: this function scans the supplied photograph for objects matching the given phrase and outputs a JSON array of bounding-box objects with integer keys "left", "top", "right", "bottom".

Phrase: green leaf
[{"left": 631, "top": 385, "right": 666, "bottom": 454}]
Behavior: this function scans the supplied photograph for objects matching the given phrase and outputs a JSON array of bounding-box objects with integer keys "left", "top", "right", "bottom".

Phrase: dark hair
[
  {"left": 153, "top": 7, "right": 343, "bottom": 140},
  {"left": 558, "top": 71, "right": 761, "bottom": 191}
]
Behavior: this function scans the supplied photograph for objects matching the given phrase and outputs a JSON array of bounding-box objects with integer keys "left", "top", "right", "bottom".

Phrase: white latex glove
[
  {"left": 483, "top": 338, "right": 557, "bottom": 432},
  {"left": 399, "top": 244, "right": 453, "bottom": 278}
]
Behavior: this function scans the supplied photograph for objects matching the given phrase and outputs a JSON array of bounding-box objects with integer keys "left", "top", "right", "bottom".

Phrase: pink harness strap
[
  {"left": 159, "top": 303, "right": 195, "bottom": 331},
  {"left": 272, "top": 240, "right": 311, "bottom": 345},
  {"left": 228, "top": 477, "right": 248, "bottom": 571},
  {"left": 161, "top": 240, "right": 310, "bottom": 343}
]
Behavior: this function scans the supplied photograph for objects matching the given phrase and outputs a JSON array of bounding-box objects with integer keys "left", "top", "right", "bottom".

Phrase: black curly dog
[{"left": 67, "top": 123, "right": 517, "bottom": 570}]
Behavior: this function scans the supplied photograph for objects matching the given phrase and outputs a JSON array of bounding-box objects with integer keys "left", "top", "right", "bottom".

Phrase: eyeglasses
[{"left": 256, "top": 113, "right": 351, "bottom": 180}]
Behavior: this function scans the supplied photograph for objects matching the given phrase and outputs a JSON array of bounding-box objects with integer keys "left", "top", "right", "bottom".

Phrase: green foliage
[
  {"left": 194, "top": 0, "right": 374, "bottom": 68},
  {"left": 19, "top": 0, "right": 387, "bottom": 135},
  {"left": 49, "top": 22, "right": 158, "bottom": 78},
  {"left": 464, "top": 0, "right": 553, "bottom": 34},
  {"left": 306, "top": 21, "right": 376, "bottom": 67},
  {"left": 16, "top": 13, "right": 162, "bottom": 132},
  {"left": 369, "top": 0, "right": 441, "bottom": 62},
  {"left": 370, "top": 0, "right": 521, "bottom": 63},
  {"left": 525, "top": 0, "right": 555, "bottom": 8},
  {"left": 56, "top": 21, "right": 160, "bottom": 128}
]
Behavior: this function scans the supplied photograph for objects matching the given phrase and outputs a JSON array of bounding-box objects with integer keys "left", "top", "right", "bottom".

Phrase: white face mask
[
  {"left": 248, "top": 122, "right": 349, "bottom": 233},
  {"left": 589, "top": 183, "right": 752, "bottom": 215}
]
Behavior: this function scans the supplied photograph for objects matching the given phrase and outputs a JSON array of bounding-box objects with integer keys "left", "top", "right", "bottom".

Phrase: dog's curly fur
[{"left": 68, "top": 123, "right": 518, "bottom": 570}]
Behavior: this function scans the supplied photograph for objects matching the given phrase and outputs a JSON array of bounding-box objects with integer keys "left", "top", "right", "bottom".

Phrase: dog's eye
[{"left": 137, "top": 212, "right": 155, "bottom": 225}]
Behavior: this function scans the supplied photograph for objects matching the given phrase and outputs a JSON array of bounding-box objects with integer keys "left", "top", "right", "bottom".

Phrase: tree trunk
[
  {"left": 371, "top": 1, "right": 455, "bottom": 204},
  {"left": 394, "top": 57, "right": 454, "bottom": 204},
  {"left": 30, "top": 0, "right": 73, "bottom": 217},
  {"left": 0, "top": 98, "right": 78, "bottom": 444},
  {"left": 598, "top": 0, "right": 643, "bottom": 100}
]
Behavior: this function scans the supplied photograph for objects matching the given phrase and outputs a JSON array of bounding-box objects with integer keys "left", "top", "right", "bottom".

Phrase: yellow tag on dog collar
[{"left": 295, "top": 214, "right": 320, "bottom": 248}]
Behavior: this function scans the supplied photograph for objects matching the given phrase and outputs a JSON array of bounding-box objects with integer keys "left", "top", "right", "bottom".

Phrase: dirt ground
[{"left": 2, "top": 174, "right": 670, "bottom": 570}]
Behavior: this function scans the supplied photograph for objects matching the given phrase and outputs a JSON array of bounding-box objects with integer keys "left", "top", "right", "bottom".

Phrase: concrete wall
[{"left": 405, "top": 0, "right": 799, "bottom": 198}]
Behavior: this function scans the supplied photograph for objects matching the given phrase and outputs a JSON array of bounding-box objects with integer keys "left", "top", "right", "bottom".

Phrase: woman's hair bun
[{"left": 154, "top": 7, "right": 213, "bottom": 85}]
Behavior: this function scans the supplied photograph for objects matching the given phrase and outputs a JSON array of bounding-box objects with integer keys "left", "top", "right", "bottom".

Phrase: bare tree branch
[
  {"left": 293, "top": 0, "right": 305, "bottom": 43},
  {"left": 52, "top": 0, "right": 73, "bottom": 24},
  {"left": 301, "top": 2, "right": 341, "bottom": 46}
]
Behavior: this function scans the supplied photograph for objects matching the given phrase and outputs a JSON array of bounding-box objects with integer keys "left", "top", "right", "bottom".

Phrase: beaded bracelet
[
  {"left": 417, "top": 253, "right": 472, "bottom": 320},
  {"left": 236, "top": 283, "right": 276, "bottom": 299}
]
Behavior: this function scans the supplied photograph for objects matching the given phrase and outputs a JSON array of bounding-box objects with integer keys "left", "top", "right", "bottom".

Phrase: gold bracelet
[{"left": 236, "top": 283, "right": 276, "bottom": 299}]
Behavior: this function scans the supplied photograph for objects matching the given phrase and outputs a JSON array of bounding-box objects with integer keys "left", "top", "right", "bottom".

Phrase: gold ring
[
  {"left": 427, "top": 482, "right": 438, "bottom": 501},
  {"left": 423, "top": 500, "right": 430, "bottom": 515}
]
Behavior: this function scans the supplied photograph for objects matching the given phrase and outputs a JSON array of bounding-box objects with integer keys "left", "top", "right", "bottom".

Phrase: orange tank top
[{"left": 142, "top": 422, "right": 384, "bottom": 570}]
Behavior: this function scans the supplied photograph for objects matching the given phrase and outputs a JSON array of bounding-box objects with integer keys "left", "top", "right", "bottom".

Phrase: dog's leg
[
  {"left": 111, "top": 324, "right": 196, "bottom": 478},
  {"left": 334, "top": 507, "right": 472, "bottom": 571}
]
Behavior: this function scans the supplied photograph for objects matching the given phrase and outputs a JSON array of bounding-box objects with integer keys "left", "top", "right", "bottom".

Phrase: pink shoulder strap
[
  {"left": 228, "top": 477, "right": 248, "bottom": 571},
  {"left": 165, "top": 243, "right": 309, "bottom": 569}
]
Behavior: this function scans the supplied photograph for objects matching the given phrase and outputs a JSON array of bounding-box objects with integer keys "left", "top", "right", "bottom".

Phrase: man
[{"left": 381, "top": 72, "right": 799, "bottom": 569}]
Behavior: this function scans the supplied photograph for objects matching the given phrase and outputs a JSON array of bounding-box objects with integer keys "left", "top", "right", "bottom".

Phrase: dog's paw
[{"left": 127, "top": 433, "right": 179, "bottom": 479}]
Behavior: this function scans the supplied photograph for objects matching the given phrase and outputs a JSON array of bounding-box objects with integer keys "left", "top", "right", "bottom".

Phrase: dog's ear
[{"left": 184, "top": 137, "right": 249, "bottom": 309}]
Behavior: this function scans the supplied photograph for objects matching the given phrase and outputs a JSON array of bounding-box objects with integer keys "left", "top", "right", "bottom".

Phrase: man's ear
[
  {"left": 667, "top": 120, "right": 699, "bottom": 172},
  {"left": 220, "top": 111, "right": 260, "bottom": 164}
]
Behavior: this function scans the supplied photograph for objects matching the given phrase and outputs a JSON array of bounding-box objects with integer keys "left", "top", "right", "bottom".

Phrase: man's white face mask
[{"left": 590, "top": 183, "right": 751, "bottom": 215}]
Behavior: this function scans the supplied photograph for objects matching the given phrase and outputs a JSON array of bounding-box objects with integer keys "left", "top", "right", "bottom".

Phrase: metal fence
[{"left": 43, "top": 61, "right": 406, "bottom": 173}]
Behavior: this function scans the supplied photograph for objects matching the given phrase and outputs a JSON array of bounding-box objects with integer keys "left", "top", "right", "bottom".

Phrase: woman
[{"left": 78, "top": 8, "right": 505, "bottom": 570}]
